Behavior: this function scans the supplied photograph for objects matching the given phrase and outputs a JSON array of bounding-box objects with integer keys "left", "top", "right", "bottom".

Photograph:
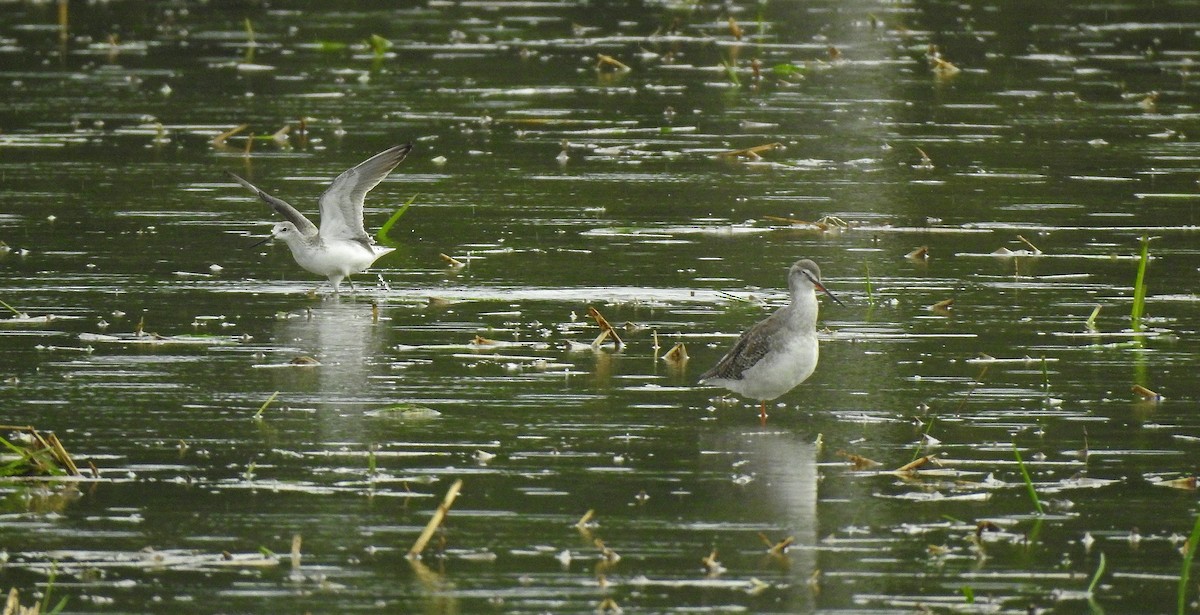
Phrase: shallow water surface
[{"left": 2, "top": 1, "right": 1200, "bottom": 612}]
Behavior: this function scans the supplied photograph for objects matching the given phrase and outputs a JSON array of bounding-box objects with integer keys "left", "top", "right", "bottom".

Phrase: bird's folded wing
[
  {"left": 228, "top": 172, "right": 318, "bottom": 237},
  {"left": 698, "top": 325, "right": 773, "bottom": 382},
  {"left": 318, "top": 144, "right": 413, "bottom": 242}
]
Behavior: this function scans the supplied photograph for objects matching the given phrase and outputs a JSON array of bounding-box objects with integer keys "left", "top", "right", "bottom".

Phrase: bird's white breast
[{"left": 289, "top": 239, "right": 381, "bottom": 277}]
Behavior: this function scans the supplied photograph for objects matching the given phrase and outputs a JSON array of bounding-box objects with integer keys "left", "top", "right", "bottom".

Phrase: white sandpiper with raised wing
[{"left": 230, "top": 144, "right": 412, "bottom": 294}]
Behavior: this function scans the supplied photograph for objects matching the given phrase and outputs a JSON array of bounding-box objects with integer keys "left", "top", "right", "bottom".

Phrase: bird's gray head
[
  {"left": 270, "top": 221, "right": 296, "bottom": 238},
  {"left": 789, "top": 259, "right": 844, "bottom": 306}
]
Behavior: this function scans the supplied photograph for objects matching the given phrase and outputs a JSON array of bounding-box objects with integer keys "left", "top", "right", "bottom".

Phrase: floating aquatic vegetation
[
  {"left": 210, "top": 124, "right": 247, "bottom": 149},
  {"left": 906, "top": 246, "right": 929, "bottom": 261},
  {"left": 914, "top": 146, "right": 934, "bottom": 169},
  {"left": 928, "top": 298, "right": 954, "bottom": 314},
  {"left": 931, "top": 57, "right": 961, "bottom": 79},
  {"left": 715, "top": 142, "right": 782, "bottom": 160},
  {"left": 0, "top": 298, "right": 80, "bottom": 326},
  {"left": 836, "top": 450, "right": 881, "bottom": 470},
  {"left": 1132, "top": 384, "right": 1162, "bottom": 401},
  {"left": 701, "top": 549, "right": 725, "bottom": 576},
  {"left": 575, "top": 509, "right": 596, "bottom": 530},
  {"left": 0, "top": 426, "right": 80, "bottom": 478},
  {"left": 596, "top": 597, "right": 621, "bottom": 614},
  {"left": 78, "top": 332, "right": 242, "bottom": 346},
  {"left": 758, "top": 533, "right": 794, "bottom": 556},
  {"left": 439, "top": 253, "right": 465, "bottom": 268},
  {"left": 587, "top": 306, "right": 623, "bottom": 349},
  {"left": 595, "top": 54, "right": 631, "bottom": 74},
  {"left": 894, "top": 454, "right": 941, "bottom": 475},
  {"left": 661, "top": 342, "right": 688, "bottom": 365},
  {"left": 1154, "top": 476, "right": 1196, "bottom": 491},
  {"left": 408, "top": 479, "right": 464, "bottom": 559}
]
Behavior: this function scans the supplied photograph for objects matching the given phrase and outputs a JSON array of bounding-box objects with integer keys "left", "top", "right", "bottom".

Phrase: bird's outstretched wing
[
  {"left": 317, "top": 144, "right": 412, "bottom": 243},
  {"left": 698, "top": 313, "right": 778, "bottom": 382},
  {"left": 228, "top": 172, "right": 319, "bottom": 237}
]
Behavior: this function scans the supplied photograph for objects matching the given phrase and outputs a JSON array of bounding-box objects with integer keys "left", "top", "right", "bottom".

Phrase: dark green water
[{"left": 2, "top": 1, "right": 1200, "bottom": 612}]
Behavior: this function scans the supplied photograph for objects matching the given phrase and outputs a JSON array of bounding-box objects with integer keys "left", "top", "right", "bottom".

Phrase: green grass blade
[
  {"left": 253, "top": 391, "right": 279, "bottom": 420},
  {"left": 1085, "top": 304, "right": 1101, "bottom": 331},
  {"left": 0, "top": 297, "right": 25, "bottom": 317},
  {"left": 369, "top": 34, "right": 392, "bottom": 57},
  {"left": 721, "top": 61, "right": 741, "bottom": 86},
  {"left": 41, "top": 561, "right": 59, "bottom": 613},
  {"left": 377, "top": 193, "right": 419, "bottom": 246},
  {"left": 1013, "top": 440, "right": 1044, "bottom": 515},
  {"left": 1088, "top": 551, "right": 1105, "bottom": 595},
  {"left": 1179, "top": 514, "right": 1200, "bottom": 615},
  {"left": 47, "top": 596, "right": 69, "bottom": 615},
  {"left": 1130, "top": 234, "right": 1150, "bottom": 332}
]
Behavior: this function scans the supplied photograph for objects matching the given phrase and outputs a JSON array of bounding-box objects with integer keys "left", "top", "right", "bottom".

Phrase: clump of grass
[
  {"left": 1130, "top": 234, "right": 1151, "bottom": 332},
  {"left": 1013, "top": 439, "right": 1044, "bottom": 515},
  {"left": 0, "top": 426, "right": 80, "bottom": 477},
  {"left": 4, "top": 564, "right": 68, "bottom": 614}
]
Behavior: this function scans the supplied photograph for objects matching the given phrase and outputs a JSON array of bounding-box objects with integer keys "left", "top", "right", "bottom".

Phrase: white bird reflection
[
  {"left": 704, "top": 429, "right": 819, "bottom": 610},
  {"left": 269, "top": 301, "right": 391, "bottom": 404}
]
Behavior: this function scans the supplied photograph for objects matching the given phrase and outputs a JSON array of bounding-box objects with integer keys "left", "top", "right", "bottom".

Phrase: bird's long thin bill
[
  {"left": 248, "top": 236, "right": 273, "bottom": 249},
  {"left": 815, "top": 282, "right": 845, "bottom": 306}
]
